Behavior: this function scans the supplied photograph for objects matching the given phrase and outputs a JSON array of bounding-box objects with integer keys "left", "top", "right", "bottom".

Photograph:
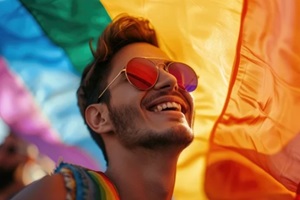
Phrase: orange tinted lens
[{"left": 126, "top": 58, "right": 158, "bottom": 90}]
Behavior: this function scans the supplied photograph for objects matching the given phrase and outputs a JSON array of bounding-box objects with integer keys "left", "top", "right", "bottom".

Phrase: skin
[
  {"left": 0, "top": 134, "right": 28, "bottom": 173},
  {"left": 11, "top": 43, "right": 195, "bottom": 200},
  {"left": 102, "top": 43, "right": 194, "bottom": 150}
]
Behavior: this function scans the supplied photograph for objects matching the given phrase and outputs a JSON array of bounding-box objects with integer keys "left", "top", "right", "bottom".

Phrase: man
[
  {"left": 0, "top": 133, "right": 29, "bottom": 200},
  {"left": 0, "top": 131, "right": 53, "bottom": 200},
  {"left": 12, "top": 14, "right": 198, "bottom": 200}
]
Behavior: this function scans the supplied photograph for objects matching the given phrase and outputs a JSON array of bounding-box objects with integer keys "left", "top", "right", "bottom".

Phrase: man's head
[
  {"left": 77, "top": 14, "right": 197, "bottom": 165},
  {"left": 0, "top": 133, "right": 29, "bottom": 189}
]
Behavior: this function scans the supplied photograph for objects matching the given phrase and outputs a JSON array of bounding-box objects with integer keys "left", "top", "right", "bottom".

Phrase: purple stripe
[{"left": 0, "top": 57, "right": 100, "bottom": 169}]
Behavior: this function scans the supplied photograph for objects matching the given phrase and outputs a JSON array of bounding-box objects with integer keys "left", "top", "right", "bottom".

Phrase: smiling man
[{"left": 12, "top": 14, "right": 198, "bottom": 200}]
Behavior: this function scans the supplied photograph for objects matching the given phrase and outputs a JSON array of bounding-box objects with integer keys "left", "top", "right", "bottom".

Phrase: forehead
[{"left": 110, "top": 43, "right": 170, "bottom": 72}]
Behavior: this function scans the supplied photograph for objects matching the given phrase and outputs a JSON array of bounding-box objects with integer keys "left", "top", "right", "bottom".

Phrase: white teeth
[
  {"left": 162, "top": 104, "right": 167, "bottom": 109},
  {"left": 153, "top": 102, "right": 181, "bottom": 112},
  {"left": 157, "top": 105, "right": 162, "bottom": 111},
  {"left": 173, "top": 102, "right": 181, "bottom": 111}
]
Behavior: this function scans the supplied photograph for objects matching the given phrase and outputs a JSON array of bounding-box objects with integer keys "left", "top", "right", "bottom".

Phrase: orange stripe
[
  {"left": 88, "top": 171, "right": 120, "bottom": 199},
  {"left": 208, "top": 0, "right": 300, "bottom": 198}
]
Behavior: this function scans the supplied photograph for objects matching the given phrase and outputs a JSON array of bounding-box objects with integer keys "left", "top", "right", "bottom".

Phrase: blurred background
[{"left": 1, "top": 0, "right": 300, "bottom": 199}]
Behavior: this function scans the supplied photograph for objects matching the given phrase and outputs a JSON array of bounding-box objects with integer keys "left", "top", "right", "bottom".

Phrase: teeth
[
  {"left": 153, "top": 102, "right": 182, "bottom": 112},
  {"left": 162, "top": 104, "right": 167, "bottom": 109}
]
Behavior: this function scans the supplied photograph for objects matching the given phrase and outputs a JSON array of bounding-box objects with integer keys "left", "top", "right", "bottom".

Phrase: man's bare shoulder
[{"left": 11, "top": 173, "right": 66, "bottom": 200}]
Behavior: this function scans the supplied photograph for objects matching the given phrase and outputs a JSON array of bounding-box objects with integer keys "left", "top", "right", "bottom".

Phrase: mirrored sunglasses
[{"left": 98, "top": 57, "right": 198, "bottom": 100}]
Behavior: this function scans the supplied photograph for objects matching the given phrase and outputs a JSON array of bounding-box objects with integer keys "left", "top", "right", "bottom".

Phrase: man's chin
[{"left": 137, "top": 126, "right": 194, "bottom": 150}]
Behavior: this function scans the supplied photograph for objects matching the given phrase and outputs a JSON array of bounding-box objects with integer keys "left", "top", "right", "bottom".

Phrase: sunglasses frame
[{"left": 97, "top": 57, "right": 198, "bottom": 101}]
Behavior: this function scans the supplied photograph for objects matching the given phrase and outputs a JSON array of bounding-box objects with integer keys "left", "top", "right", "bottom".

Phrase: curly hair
[{"left": 77, "top": 14, "right": 159, "bottom": 165}]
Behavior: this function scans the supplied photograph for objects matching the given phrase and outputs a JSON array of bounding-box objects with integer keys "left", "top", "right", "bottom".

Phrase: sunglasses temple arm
[{"left": 97, "top": 70, "right": 124, "bottom": 100}]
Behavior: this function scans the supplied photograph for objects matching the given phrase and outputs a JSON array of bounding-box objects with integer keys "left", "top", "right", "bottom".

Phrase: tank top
[{"left": 55, "top": 162, "right": 120, "bottom": 200}]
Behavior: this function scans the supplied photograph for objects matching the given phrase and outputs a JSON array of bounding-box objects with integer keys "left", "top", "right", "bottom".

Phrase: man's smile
[
  {"left": 145, "top": 95, "right": 188, "bottom": 115},
  {"left": 151, "top": 102, "right": 182, "bottom": 112}
]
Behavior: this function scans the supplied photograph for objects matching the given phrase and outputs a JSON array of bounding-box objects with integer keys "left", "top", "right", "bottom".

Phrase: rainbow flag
[{"left": 1, "top": 0, "right": 299, "bottom": 199}]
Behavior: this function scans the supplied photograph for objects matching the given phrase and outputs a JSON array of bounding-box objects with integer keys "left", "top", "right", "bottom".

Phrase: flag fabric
[
  {"left": 206, "top": 0, "right": 300, "bottom": 199},
  {"left": 0, "top": 0, "right": 299, "bottom": 199}
]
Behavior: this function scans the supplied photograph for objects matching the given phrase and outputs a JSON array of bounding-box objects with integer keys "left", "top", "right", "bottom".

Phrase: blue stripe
[{"left": 0, "top": 0, "right": 105, "bottom": 169}]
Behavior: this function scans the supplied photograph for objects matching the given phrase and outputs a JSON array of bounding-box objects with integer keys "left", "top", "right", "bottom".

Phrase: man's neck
[{"left": 105, "top": 147, "right": 180, "bottom": 200}]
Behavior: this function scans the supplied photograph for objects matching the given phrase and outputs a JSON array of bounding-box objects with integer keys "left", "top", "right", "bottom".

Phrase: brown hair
[{"left": 76, "top": 14, "right": 159, "bottom": 164}]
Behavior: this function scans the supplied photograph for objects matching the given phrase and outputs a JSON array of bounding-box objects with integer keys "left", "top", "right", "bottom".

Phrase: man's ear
[{"left": 85, "top": 104, "right": 112, "bottom": 134}]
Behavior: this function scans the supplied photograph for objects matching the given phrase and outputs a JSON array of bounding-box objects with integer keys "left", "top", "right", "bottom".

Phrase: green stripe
[
  {"left": 20, "top": 0, "right": 111, "bottom": 73},
  {"left": 90, "top": 173, "right": 107, "bottom": 199}
]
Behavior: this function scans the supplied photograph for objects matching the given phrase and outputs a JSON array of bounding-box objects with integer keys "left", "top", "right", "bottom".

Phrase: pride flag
[{"left": 0, "top": 0, "right": 299, "bottom": 199}]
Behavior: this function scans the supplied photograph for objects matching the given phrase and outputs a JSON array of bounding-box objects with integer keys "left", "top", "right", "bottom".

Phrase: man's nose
[{"left": 153, "top": 67, "right": 179, "bottom": 91}]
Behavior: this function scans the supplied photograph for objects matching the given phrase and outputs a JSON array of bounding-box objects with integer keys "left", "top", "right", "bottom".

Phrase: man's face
[
  {"left": 0, "top": 134, "right": 28, "bottom": 170},
  {"left": 105, "top": 43, "right": 195, "bottom": 150},
  {"left": 0, "top": 134, "right": 28, "bottom": 188}
]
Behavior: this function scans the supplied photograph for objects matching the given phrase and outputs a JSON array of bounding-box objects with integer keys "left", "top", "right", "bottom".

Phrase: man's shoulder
[
  {"left": 55, "top": 161, "right": 106, "bottom": 184},
  {"left": 11, "top": 173, "right": 66, "bottom": 200},
  {"left": 12, "top": 162, "right": 119, "bottom": 200},
  {"left": 55, "top": 162, "right": 119, "bottom": 199}
]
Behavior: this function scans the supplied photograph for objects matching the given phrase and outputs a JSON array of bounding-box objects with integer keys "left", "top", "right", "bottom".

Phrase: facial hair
[{"left": 107, "top": 104, "right": 193, "bottom": 150}]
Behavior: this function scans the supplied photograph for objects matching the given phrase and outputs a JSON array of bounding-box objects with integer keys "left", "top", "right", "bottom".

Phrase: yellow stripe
[{"left": 100, "top": 0, "right": 243, "bottom": 199}]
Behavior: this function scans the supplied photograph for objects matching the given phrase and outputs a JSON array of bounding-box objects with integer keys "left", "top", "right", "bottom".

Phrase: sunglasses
[{"left": 98, "top": 57, "right": 198, "bottom": 100}]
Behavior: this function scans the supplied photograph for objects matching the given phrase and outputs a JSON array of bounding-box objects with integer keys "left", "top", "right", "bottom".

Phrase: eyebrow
[
  {"left": 142, "top": 56, "right": 171, "bottom": 61},
  {"left": 142, "top": 57, "right": 173, "bottom": 66}
]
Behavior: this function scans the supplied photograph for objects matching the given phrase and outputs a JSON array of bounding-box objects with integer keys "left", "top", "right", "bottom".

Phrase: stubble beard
[{"left": 108, "top": 104, "right": 194, "bottom": 150}]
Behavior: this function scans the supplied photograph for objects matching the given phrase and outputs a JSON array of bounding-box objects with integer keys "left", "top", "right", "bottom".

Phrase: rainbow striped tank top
[{"left": 55, "top": 162, "right": 120, "bottom": 200}]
